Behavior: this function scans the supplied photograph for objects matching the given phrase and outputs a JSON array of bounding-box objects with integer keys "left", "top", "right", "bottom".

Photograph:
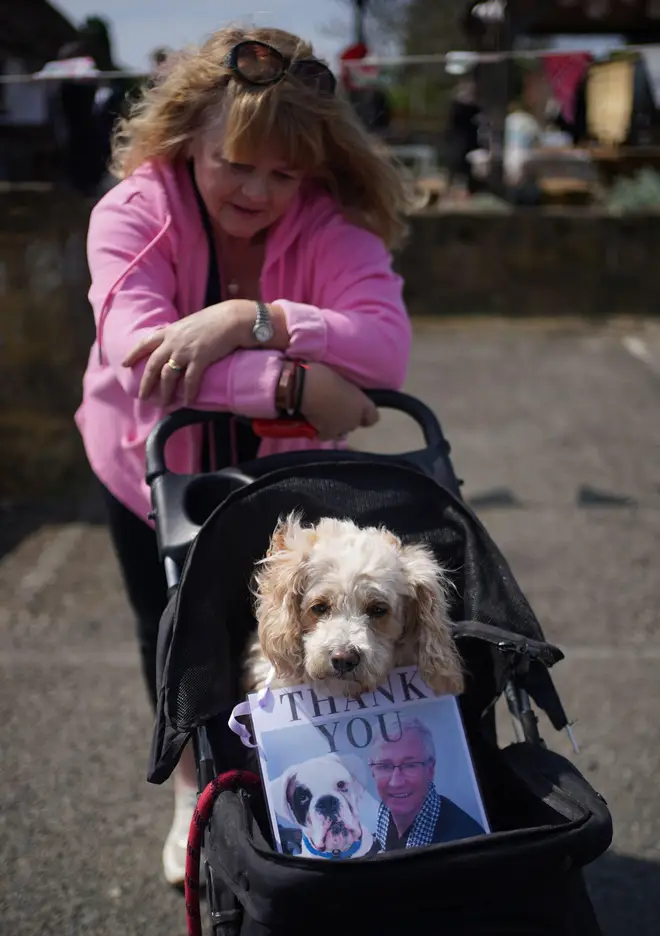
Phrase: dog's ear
[
  {"left": 267, "top": 511, "right": 315, "bottom": 556},
  {"left": 252, "top": 512, "right": 314, "bottom": 683},
  {"left": 269, "top": 766, "right": 298, "bottom": 822},
  {"left": 268, "top": 514, "right": 293, "bottom": 555},
  {"left": 398, "top": 542, "right": 464, "bottom": 696}
]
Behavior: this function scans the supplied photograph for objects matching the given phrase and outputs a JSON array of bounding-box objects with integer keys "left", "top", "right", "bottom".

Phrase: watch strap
[{"left": 254, "top": 301, "right": 272, "bottom": 329}]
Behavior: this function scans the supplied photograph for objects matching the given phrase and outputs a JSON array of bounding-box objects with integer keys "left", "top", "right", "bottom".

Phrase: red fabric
[
  {"left": 185, "top": 770, "right": 261, "bottom": 936},
  {"left": 543, "top": 53, "right": 592, "bottom": 124},
  {"left": 339, "top": 42, "right": 378, "bottom": 91},
  {"left": 340, "top": 42, "right": 368, "bottom": 61}
]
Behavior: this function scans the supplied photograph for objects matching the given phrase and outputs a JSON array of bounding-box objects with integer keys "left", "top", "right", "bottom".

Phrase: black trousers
[{"left": 101, "top": 485, "right": 167, "bottom": 710}]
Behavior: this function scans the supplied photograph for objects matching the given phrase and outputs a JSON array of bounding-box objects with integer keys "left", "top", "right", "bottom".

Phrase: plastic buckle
[{"left": 496, "top": 639, "right": 531, "bottom": 676}]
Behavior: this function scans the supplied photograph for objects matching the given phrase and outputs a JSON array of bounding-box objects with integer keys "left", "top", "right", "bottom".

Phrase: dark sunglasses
[{"left": 223, "top": 40, "right": 337, "bottom": 95}]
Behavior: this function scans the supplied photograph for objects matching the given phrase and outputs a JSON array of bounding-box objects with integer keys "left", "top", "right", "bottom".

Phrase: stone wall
[
  {"left": 0, "top": 187, "right": 95, "bottom": 502},
  {"left": 398, "top": 209, "right": 660, "bottom": 319},
  {"left": 2, "top": 188, "right": 660, "bottom": 502}
]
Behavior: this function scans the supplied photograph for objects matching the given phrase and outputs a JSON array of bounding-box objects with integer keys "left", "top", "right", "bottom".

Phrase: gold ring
[{"left": 167, "top": 358, "right": 183, "bottom": 372}]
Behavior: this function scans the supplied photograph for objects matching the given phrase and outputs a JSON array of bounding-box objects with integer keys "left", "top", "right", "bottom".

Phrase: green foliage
[
  {"left": 400, "top": 0, "right": 467, "bottom": 55},
  {"left": 606, "top": 168, "right": 660, "bottom": 215},
  {"left": 360, "top": 2, "right": 466, "bottom": 130},
  {"left": 335, "top": 1, "right": 466, "bottom": 54}
]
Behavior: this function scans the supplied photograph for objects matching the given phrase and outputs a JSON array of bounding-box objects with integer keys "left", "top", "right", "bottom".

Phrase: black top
[{"left": 186, "top": 160, "right": 261, "bottom": 469}]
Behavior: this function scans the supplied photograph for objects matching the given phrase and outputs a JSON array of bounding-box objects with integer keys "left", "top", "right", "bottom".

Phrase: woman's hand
[
  {"left": 122, "top": 300, "right": 288, "bottom": 405},
  {"left": 300, "top": 363, "right": 379, "bottom": 441}
]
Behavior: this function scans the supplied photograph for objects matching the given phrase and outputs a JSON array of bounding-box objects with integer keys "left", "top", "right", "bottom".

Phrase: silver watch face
[{"left": 254, "top": 322, "right": 274, "bottom": 343}]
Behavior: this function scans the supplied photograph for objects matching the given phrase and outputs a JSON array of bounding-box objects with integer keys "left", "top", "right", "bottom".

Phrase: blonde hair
[{"left": 111, "top": 26, "right": 411, "bottom": 249}]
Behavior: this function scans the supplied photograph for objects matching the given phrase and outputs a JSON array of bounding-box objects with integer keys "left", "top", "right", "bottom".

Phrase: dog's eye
[
  {"left": 310, "top": 602, "right": 330, "bottom": 615},
  {"left": 336, "top": 780, "right": 348, "bottom": 791},
  {"left": 367, "top": 604, "right": 389, "bottom": 618}
]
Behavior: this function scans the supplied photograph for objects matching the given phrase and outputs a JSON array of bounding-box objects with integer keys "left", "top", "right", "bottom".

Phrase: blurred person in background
[
  {"left": 50, "top": 36, "right": 100, "bottom": 195},
  {"left": 74, "top": 24, "right": 413, "bottom": 887},
  {"left": 150, "top": 46, "right": 173, "bottom": 76},
  {"left": 446, "top": 76, "right": 482, "bottom": 197},
  {"left": 503, "top": 67, "right": 545, "bottom": 205},
  {"left": 146, "top": 46, "right": 175, "bottom": 90},
  {"left": 348, "top": 84, "right": 392, "bottom": 135},
  {"left": 82, "top": 16, "right": 128, "bottom": 195},
  {"left": 49, "top": 17, "right": 127, "bottom": 196}
]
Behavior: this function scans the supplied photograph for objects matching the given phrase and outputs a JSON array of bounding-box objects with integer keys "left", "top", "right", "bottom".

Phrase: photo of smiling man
[{"left": 368, "top": 716, "right": 486, "bottom": 851}]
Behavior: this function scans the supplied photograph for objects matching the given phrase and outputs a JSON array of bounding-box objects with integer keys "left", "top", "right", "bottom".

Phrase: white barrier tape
[
  {"left": 0, "top": 68, "right": 147, "bottom": 85},
  {"left": 1, "top": 42, "right": 658, "bottom": 83},
  {"left": 341, "top": 44, "right": 660, "bottom": 68}
]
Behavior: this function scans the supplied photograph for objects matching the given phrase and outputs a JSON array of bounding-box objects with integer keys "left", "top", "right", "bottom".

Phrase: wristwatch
[{"left": 252, "top": 301, "right": 275, "bottom": 344}]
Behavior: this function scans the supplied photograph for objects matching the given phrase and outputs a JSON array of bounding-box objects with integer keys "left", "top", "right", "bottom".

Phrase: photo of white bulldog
[{"left": 270, "top": 753, "right": 381, "bottom": 859}]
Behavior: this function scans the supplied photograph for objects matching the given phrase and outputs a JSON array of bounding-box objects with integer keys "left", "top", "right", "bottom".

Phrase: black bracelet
[{"left": 293, "top": 362, "right": 307, "bottom": 417}]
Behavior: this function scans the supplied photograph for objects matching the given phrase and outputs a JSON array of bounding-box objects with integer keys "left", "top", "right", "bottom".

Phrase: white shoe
[{"left": 162, "top": 785, "right": 198, "bottom": 887}]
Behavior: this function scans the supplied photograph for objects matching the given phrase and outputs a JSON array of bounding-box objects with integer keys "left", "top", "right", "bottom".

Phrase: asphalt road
[{"left": 1, "top": 318, "right": 659, "bottom": 935}]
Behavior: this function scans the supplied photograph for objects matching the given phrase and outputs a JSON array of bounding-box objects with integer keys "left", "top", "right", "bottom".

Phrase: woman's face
[{"left": 191, "top": 132, "right": 304, "bottom": 240}]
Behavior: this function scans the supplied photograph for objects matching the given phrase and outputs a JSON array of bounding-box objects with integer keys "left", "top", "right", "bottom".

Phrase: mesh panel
[{"left": 163, "top": 461, "right": 545, "bottom": 732}]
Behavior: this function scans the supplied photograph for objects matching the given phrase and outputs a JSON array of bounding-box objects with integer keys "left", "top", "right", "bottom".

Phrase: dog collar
[{"left": 302, "top": 835, "right": 363, "bottom": 860}]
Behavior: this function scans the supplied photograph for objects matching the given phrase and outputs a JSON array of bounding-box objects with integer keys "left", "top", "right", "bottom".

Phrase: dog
[
  {"left": 270, "top": 753, "right": 380, "bottom": 858},
  {"left": 243, "top": 512, "right": 464, "bottom": 699}
]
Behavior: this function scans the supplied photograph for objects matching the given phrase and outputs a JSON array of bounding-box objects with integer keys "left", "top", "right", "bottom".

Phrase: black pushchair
[{"left": 145, "top": 392, "right": 612, "bottom": 936}]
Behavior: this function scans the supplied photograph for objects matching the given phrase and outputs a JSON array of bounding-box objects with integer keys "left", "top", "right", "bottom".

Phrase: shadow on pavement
[
  {"left": 2, "top": 478, "right": 643, "bottom": 563},
  {"left": 467, "top": 484, "right": 640, "bottom": 511},
  {"left": 587, "top": 850, "right": 660, "bottom": 936}
]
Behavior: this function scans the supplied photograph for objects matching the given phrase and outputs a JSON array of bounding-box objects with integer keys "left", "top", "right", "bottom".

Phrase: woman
[
  {"left": 503, "top": 67, "right": 545, "bottom": 204},
  {"left": 75, "top": 25, "right": 413, "bottom": 886}
]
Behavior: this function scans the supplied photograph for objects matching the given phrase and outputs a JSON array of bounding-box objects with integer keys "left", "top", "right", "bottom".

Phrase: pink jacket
[{"left": 75, "top": 159, "right": 411, "bottom": 522}]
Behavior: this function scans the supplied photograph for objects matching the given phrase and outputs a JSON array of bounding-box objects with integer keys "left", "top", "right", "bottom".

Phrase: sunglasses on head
[{"left": 224, "top": 40, "right": 337, "bottom": 96}]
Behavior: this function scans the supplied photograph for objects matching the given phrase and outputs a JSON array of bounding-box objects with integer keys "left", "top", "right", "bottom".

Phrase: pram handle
[
  {"left": 145, "top": 390, "right": 460, "bottom": 566},
  {"left": 145, "top": 390, "right": 446, "bottom": 482},
  {"left": 251, "top": 390, "right": 449, "bottom": 444}
]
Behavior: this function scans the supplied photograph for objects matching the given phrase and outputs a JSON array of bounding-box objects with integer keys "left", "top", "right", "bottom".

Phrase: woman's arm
[
  {"left": 88, "top": 191, "right": 284, "bottom": 418},
  {"left": 269, "top": 220, "right": 412, "bottom": 390},
  {"left": 95, "top": 191, "right": 380, "bottom": 439}
]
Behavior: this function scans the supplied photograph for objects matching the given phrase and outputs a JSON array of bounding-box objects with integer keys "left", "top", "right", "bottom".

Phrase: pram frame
[{"left": 145, "top": 390, "right": 572, "bottom": 932}]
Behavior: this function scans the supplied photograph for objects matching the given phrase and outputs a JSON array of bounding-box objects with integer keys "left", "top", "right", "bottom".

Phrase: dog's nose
[
  {"left": 315, "top": 795, "right": 341, "bottom": 819},
  {"left": 330, "top": 648, "right": 360, "bottom": 675}
]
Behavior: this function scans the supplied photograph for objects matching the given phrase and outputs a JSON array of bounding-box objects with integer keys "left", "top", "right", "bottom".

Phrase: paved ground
[{"left": 1, "top": 317, "right": 659, "bottom": 935}]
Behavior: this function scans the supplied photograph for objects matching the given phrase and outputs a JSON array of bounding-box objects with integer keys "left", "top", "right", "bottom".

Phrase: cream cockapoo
[{"left": 243, "top": 513, "right": 464, "bottom": 699}]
